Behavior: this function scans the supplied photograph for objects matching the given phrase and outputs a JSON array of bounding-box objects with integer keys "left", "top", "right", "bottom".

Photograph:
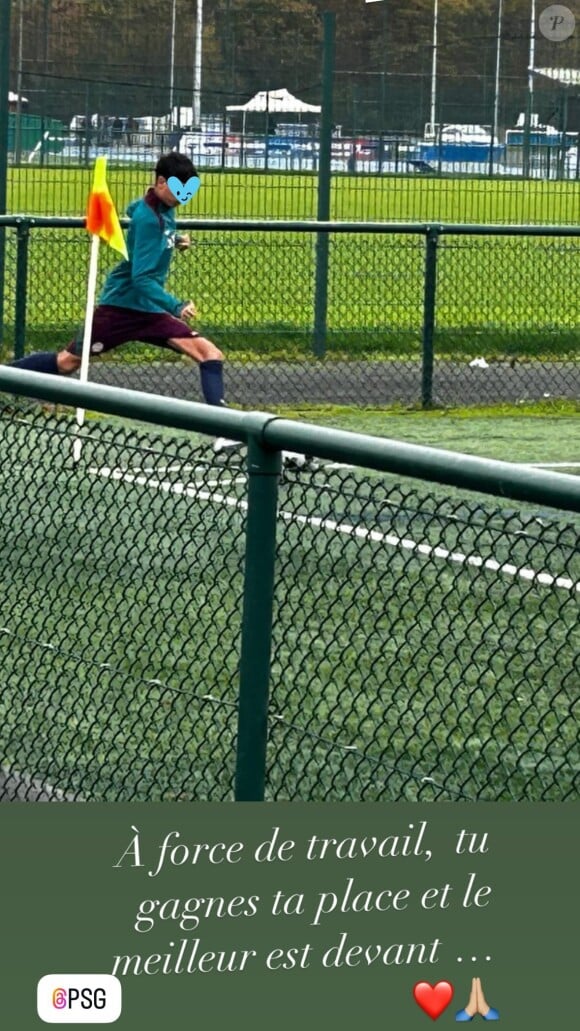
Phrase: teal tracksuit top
[{"left": 99, "top": 189, "right": 185, "bottom": 317}]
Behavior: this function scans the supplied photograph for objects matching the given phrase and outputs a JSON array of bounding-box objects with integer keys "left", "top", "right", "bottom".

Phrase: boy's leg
[
  {"left": 166, "top": 332, "right": 243, "bottom": 452},
  {"left": 4, "top": 305, "right": 123, "bottom": 376},
  {"left": 167, "top": 333, "right": 225, "bottom": 405},
  {"left": 168, "top": 330, "right": 311, "bottom": 467},
  {"left": 6, "top": 350, "right": 80, "bottom": 375}
]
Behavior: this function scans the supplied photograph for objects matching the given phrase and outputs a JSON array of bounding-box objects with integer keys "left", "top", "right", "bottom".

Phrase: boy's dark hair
[{"left": 155, "top": 152, "right": 197, "bottom": 183}]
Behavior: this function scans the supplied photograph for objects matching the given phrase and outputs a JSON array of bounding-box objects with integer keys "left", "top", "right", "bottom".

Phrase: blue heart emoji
[{"left": 167, "top": 175, "right": 201, "bottom": 204}]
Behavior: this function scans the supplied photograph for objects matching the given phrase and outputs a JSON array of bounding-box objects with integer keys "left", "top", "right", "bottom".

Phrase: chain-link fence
[
  {"left": 0, "top": 369, "right": 578, "bottom": 802},
  {"left": 7, "top": 158, "right": 580, "bottom": 227},
  {"left": 1, "top": 217, "right": 578, "bottom": 408},
  {"left": 2, "top": 0, "right": 580, "bottom": 223},
  {"left": 268, "top": 460, "right": 580, "bottom": 802}
]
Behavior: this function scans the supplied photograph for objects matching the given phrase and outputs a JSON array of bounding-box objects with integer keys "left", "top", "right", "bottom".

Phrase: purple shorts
[{"left": 67, "top": 305, "right": 199, "bottom": 357}]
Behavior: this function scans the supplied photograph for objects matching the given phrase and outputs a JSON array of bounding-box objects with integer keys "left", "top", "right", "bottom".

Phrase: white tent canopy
[
  {"left": 532, "top": 67, "right": 580, "bottom": 89},
  {"left": 226, "top": 88, "right": 320, "bottom": 114}
]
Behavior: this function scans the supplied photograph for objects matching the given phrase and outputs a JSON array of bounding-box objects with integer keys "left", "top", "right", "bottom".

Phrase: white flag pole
[{"left": 73, "top": 232, "right": 100, "bottom": 463}]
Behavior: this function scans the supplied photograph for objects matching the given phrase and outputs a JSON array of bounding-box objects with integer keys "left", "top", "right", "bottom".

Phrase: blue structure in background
[{"left": 415, "top": 141, "right": 505, "bottom": 164}]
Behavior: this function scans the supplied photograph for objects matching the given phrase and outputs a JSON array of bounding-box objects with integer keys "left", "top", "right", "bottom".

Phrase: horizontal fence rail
[
  {"left": 2, "top": 215, "right": 580, "bottom": 233},
  {"left": 0, "top": 370, "right": 579, "bottom": 803},
  {"left": 0, "top": 218, "right": 578, "bottom": 411},
  {"left": 2, "top": 368, "right": 580, "bottom": 507}
]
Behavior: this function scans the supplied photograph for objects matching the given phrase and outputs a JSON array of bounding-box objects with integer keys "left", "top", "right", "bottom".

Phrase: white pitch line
[
  {"left": 88, "top": 466, "right": 249, "bottom": 511},
  {"left": 279, "top": 510, "right": 580, "bottom": 593},
  {"left": 131, "top": 463, "right": 198, "bottom": 474},
  {"left": 321, "top": 461, "right": 356, "bottom": 471},
  {"left": 203, "top": 477, "right": 246, "bottom": 488},
  {"left": 89, "top": 467, "right": 245, "bottom": 490},
  {"left": 89, "top": 466, "right": 580, "bottom": 595}
]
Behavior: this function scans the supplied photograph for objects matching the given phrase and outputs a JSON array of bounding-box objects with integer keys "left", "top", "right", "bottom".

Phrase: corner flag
[
  {"left": 86, "top": 156, "right": 128, "bottom": 259},
  {"left": 74, "top": 157, "right": 127, "bottom": 461}
]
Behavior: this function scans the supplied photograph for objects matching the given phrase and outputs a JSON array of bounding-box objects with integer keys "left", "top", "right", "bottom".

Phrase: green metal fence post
[
  {"left": 421, "top": 226, "right": 439, "bottom": 409},
  {"left": 378, "top": 71, "right": 386, "bottom": 174},
  {"left": 522, "top": 86, "right": 532, "bottom": 179},
  {"left": 558, "top": 90, "right": 568, "bottom": 181},
  {"left": 14, "top": 218, "right": 30, "bottom": 360},
  {"left": 313, "top": 11, "right": 335, "bottom": 359},
  {"left": 39, "top": 0, "right": 49, "bottom": 169},
  {"left": 0, "top": 0, "right": 13, "bottom": 345},
  {"left": 84, "top": 83, "right": 91, "bottom": 167},
  {"left": 234, "top": 429, "right": 282, "bottom": 802}
]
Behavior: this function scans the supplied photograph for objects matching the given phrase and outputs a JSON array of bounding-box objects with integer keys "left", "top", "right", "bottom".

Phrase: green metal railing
[
  {"left": 0, "top": 368, "right": 578, "bottom": 803},
  {"left": 1, "top": 216, "right": 579, "bottom": 409},
  {"left": 0, "top": 0, "right": 12, "bottom": 344}
]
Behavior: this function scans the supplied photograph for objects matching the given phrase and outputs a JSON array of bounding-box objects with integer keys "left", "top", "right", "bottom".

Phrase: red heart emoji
[{"left": 413, "top": 981, "right": 454, "bottom": 1020}]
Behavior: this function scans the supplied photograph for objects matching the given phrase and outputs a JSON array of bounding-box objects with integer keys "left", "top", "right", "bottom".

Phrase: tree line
[{"left": 10, "top": 0, "right": 580, "bottom": 132}]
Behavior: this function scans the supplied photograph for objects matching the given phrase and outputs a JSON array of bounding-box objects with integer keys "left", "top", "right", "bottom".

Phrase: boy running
[{"left": 7, "top": 152, "right": 226, "bottom": 409}]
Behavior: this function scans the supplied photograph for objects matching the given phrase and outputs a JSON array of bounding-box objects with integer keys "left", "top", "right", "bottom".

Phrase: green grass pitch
[
  {"left": 3, "top": 168, "right": 579, "bottom": 361},
  {"left": 7, "top": 166, "right": 580, "bottom": 224},
  {"left": 0, "top": 407, "right": 578, "bottom": 802}
]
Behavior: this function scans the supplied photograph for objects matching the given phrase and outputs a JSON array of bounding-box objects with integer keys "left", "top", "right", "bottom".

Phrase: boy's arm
[{"left": 130, "top": 214, "right": 186, "bottom": 316}]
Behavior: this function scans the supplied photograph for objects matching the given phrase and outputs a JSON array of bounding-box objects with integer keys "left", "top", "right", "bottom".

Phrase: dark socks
[
  {"left": 199, "top": 359, "right": 225, "bottom": 405},
  {"left": 9, "top": 355, "right": 224, "bottom": 402},
  {"left": 8, "top": 352, "right": 60, "bottom": 375}
]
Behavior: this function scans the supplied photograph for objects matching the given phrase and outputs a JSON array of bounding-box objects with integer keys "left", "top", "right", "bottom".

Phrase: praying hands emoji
[{"left": 456, "top": 977, "right": 500, "bottom": 1021}]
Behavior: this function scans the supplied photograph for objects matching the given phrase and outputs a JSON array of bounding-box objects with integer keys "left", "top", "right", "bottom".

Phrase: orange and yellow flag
[{"left": 86, "top": 156, "right": 128, "bottom": 260}]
